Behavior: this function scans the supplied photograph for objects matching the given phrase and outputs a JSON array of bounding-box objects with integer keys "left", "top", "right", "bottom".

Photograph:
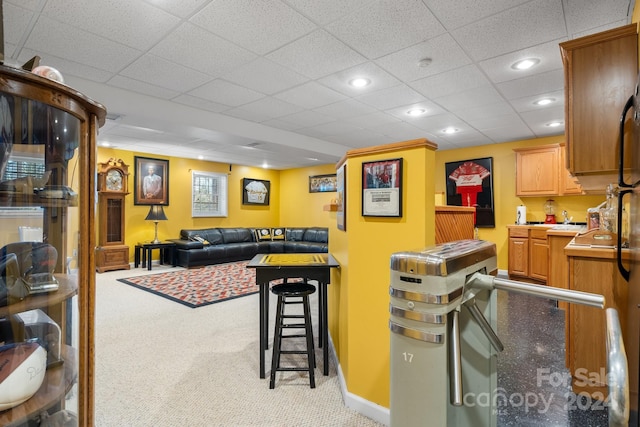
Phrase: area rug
[{"left": 117, "top": 261, "right": 258, "bottom": 308}]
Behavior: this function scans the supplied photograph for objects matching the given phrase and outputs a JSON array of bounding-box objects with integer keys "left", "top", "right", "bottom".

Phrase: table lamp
[{"left": 145, "top": 205, "right": 167, "bottom": 244}]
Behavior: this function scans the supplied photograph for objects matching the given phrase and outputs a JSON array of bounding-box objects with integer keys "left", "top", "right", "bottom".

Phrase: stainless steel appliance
[{"left": 617, "top": 71, "right": 640, "bottom": 427}]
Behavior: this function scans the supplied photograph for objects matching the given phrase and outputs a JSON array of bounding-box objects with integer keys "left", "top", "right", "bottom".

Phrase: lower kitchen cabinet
[
  {"left": 565, "top": 244, "right": 629, "bottom": 399},
  {"left": 507, "top": 225, "right": 548, "bottom": 282}
]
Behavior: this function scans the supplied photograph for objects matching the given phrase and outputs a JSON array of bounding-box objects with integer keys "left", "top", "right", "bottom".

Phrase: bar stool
[{"left": 269, "top": 281, "right": 316, "bottom": 389}]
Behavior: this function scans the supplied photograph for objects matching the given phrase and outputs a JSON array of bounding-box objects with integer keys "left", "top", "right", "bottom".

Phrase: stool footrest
[{"left": 275, "top": 367, "right": 313, "bottom": 372}]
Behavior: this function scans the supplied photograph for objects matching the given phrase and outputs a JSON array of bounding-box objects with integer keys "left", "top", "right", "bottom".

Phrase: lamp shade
[{"left": 145, "top": 205, "right": 168, "bottom": 221}]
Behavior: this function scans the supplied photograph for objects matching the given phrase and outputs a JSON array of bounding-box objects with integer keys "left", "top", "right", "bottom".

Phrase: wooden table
[
  {"left": 247, "top": 253, "right": 339, "bottom": 379},
  {"left": 134, "top": 242, "right": 176, "bottom": 270}
]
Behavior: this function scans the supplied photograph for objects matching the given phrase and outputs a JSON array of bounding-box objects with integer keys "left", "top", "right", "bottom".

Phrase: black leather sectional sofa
[{"left": 169, "top": 227, "right": 328, "bottom": 268}]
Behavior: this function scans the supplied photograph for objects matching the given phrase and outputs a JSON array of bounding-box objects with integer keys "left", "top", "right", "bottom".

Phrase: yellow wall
[
  {"left": 330, "top": 139, "right": 437, "bottom": 407},
  {"left": 433, "top": 135, "right": 604, "bottom": 270}
]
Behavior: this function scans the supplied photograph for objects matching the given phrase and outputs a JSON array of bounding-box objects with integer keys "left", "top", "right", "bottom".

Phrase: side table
[{"left": 134, "top": 242, "right": 177, "bottom": 271}]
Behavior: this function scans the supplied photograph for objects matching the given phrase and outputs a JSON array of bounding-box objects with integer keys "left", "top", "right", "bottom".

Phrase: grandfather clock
[{"left": 96, "top": 158, "right": 131, "bottom": 272}]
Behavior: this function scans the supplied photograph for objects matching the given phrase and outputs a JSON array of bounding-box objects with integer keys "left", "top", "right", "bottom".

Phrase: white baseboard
[{"left": 328, "top": 334, "right": 390, "bottom": 426}]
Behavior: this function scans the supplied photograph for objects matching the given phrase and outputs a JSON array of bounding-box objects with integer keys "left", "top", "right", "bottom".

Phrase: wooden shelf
[
  {"left": 323, "top": 203, "right": 338, "bottom": 212},
  {"left": 0, "top": 345, "right": 77, "bottom": 427},
  {"left": 0, "top": 275, "right": 77, "bottom": 318}
]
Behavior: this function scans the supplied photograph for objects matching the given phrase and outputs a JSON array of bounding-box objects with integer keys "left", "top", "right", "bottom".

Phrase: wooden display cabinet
[
  {"left": 0, "top": 65, "right": 105, "bottom": 425},
  {"left": 435, "top": 205, "right": 475, "bottom": 243},
  {"left": 560, "top": 23, "right": 638, "bottom": 193}
]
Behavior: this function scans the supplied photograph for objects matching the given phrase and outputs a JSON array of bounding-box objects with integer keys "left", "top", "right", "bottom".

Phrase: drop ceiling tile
[
  {"left": 407, "top": 113, "right": 469, "bottom": 134},
  {"left": 4, "top": 3, "right": 34, "bottom": 45},
  {"left": 172, "top": 94, "right": 232, "bottom": 113},
  {"left": 227, "top": 97, "right": 304, "bottom": 121},
  {"left": 464, "top": 111, "right": 527, "bottom": 131},
  {"left": 563, "top": 0, "right": 635, "bottom": 37},
  {"left": 317, "top": 61, "right": 402, "bottom": 97},
  {"left": 142, "top": 0, "right": 210, "bottom": 19},
  {"left": 453, "top": 101, "right": 516, "bottom": 123},
  {"left": 276, "top": 110, "right": 337, "bottom": 128},
  {"left": 222, "top": 58, "right": 309, "bottom": 95},
  {"left": 5, "top": 0, "right": 42, "bottom": 11},
  {"left": 423, "top": 0, "right": 531, "bottom": 30},
  {"left": 267, "top": 30, "right": 367, "bottom": 79},
  {"left": 410, "top": 65, "right": 490, "bottom": 99},
  {"left": 372, "top": 121, "right": 430, "bottom": 141},
  {"left": 435, "top": 85, "right": 506, "bottom": 111},
  {"left": 326, "top": 0, "right": 445, "bottom": 59},
  {"left": 478, "top": 39, "right": 566, "bottom": 84},
  {"left": 325, "top": 129, "right": 390, "bottom": 148},
  {"left": 189, "top": 79, "right": 265, "bottom": 107},
  {"left": 42, "top": 0, "right": 179, "bottom": 51},
  {"left": 23, "top": 16, "right": 142, "bottom": 73},
  {"left": 375, "top": 33, "right": 473, "bottom": 82},
  {"left": 274, "top": 81, "right": 347, "bottom": 109},
  {"left": 496, "top": 69, "right": 564, "bottom": 100},
  {"left": 314, "top": 99, "right": 378, "bottom": 119},
  {"left": 451, "top": 0, "right": 566, "bottom": 61},
  {"left": 282, "top": 0, "right": 374, "bottom": 25},
  {"left": 509, "top": 90, "right": 564, "bottom": 113},
  {"left": 345, "top": 112, "right": 402, "bottom": 128},
  {"left": 120, "top": 54, "right": 212, "bottom": 92},
  {"left": 303, "top": 121, "right": 362, "bottom": 137},
  {"left": 191, "top": 0, "right": 316, "bottom": 55},
  {"left": 481, "top": 125, "right": 536, "bottom": 143},
  {"left": 151, "top": 23, "right": 257, "bottom": 78},
  {"left": 357, "top": 84, "right": 426, "bottom": 110},
  {"left": 261, "top": 118, "right": 307, "bottom": 132},
  {"left": 520, "top": 105, "right": 566, "bottom": 130},
  {"left": 221, "top": 108, "right": 274, "bottom": 123}
]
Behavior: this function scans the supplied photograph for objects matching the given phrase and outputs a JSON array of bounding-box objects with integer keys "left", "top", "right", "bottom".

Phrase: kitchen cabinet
[
  {"left": 564, "top": 244, "right": 629, "bottom": 399},
  {"left": 528, "top": 228, "right": 548, "bottom": 281},
  {"left": 507, "top": 226, "right": 530, "bottom": 278},
  {"left": 0, "top": 65, "right": 105, "bottom": 425},
  {"left": 560, "top": 23, "right": 638, "bottom": 193},
  {"left": 514, "top": 144, "right": 582, "bottom": 196}
]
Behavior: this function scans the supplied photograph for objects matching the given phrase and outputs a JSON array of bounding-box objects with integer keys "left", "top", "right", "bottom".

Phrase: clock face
[{"left": 106, "top": 169, "right": 123, "bottom": 191}]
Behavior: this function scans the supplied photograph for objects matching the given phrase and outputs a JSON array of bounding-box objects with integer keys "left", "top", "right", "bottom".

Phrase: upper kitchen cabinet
[
  {"left": 514, "top": 144, "right": 582, "bottom": 196},
  {"left": 560, "top": 23, "right": 638, "bottom": 194}
]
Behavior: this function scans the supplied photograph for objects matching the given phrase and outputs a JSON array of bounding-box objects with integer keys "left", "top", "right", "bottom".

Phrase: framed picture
[
  {"left": 309, "top": 174, "right": 337, "bottom": 193},
  {"left": 192, "top": 171, "right": 228, "bottom": 217},
  {"left": 445, "top": 156, "right": 495, "bottom": 227},
  {"left": 336, "top": 164, "right": 346, "bottom": 231},
  {"left": 134, "top": 156, "right": 169, "bottom": 205},
  {"left": 242, "top": 178, "right": 270, "bottom": 205},
  {"left": 362, "top": 158, "right": 402, "bottom": 217}
]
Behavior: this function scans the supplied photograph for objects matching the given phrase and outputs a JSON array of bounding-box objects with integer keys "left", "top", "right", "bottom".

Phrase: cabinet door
[
  {"left": 529, "top": 238, "right": 548, "bottom": 281},
  {"left": 515, "top": 145, "right": 560, "bottom": 196},
  {"left": 508, "top": 237, "right": 529, "bottom": 277},
  {"left": 559, "top": 145, "right": 582, "bottom": 195},
  {"left": 560, "top": 24, "right": 638, "bottom": 179}
]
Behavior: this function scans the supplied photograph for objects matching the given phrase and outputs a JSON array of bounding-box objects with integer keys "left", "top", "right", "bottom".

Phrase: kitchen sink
[{"left": 550, "top": 224, "right": 585, "bottom": 231}]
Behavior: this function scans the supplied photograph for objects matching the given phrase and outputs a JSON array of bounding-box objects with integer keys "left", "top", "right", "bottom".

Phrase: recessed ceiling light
[
  {"left": 101, "top": 142, "right": 111, "bottom": 147},
  {"left": 349, "top": 78, "right": 370, "bottom": 88},
  {"left": 262, "top": 161, "right": 269, "bottom": 169},
  {"left": 511, "top": 58, "right": 540, "bottom": 70},
  {"left": 546, "top": 121, "right": 563, "bottom": 127},
  {"left": 406, "top": 108, "right": 426, "bottom": 116},
  {"left": 534, "top": 98, "right": 555, "bottom": 106},
  {"left": 198, "top": 155, "right": 204, "bottom": 160},
  {"left": 442, "top": 127, "right": 459, "bottom": 134}
]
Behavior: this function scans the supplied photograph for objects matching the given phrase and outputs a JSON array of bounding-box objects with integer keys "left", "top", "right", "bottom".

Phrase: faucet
[{"left": 562, "top": 210, "right": 573, "bottom": 224}]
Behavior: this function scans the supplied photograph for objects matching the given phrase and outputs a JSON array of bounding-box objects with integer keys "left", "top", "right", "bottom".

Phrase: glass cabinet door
[{"left": 0, "top": 65, "right": 105, "bottom": 426}]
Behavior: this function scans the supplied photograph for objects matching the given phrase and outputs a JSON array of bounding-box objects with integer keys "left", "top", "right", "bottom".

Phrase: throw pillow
[
  {"left": 271, "top": 228, "right": 285, "bottom": 240},
  {"left": 255, "top": 228, "right": 272, "bottom": 241}
]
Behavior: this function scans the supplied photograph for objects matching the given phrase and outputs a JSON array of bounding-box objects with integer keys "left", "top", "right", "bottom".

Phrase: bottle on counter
[{"left": 599, "top": 184, "right": 618, "bottom": 233}]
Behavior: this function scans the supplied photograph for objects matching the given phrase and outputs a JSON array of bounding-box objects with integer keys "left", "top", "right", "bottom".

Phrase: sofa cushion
[
  {"left": 303, "top": 228, "right": 328, "bottom": 243},
  {"left": 285, "top": 228, "right": 306, "bottom": 242},
  {"left": 254, "top": 228, "right": 272, "bottom": 241},
  {"left": 180, "top": 229, "right": 223, "bottom": 245},
  {"left": 271, "top": 228, "right": 285, "bottom": 240},
  {"left": 220, "top": 228, "right": 254, "bottom": 244}
]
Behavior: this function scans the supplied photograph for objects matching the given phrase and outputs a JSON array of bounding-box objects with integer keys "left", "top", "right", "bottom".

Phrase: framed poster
[
  {"left": 336, "top": 164, "right": 346, "bottom": 231},
  {"left": 309, "top": 174, "right": 337, "bottom": 193},
  {"left": 242, "top": 178, "right": 270, "bottom": 205},
  {"left": 192, "top": 171, "right": 228, "bottom": 217},
  {"left": 445, "top": 156, "right": 495, "bottom": 227},
  {"left": 362, "top": 158, "right": 402, "bottom": 217},
  {"left": 134, "top": 156, "right": 169, "bottom": 205}
]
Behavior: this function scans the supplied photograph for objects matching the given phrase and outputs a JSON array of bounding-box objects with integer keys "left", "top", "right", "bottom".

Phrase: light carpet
[{"left": 95, "top": 264, "right": 385, "bottom": 427}]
